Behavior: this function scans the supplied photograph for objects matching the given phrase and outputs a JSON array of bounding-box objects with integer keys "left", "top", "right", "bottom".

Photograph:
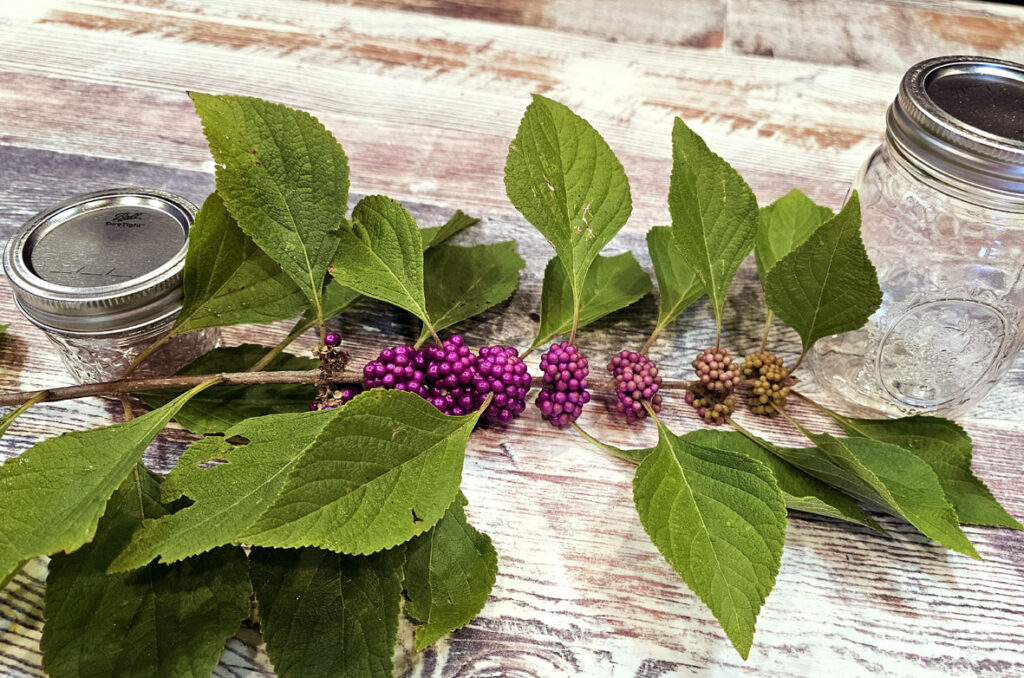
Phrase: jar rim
[
  {"left": 887, "top": 55, "right": 1024, "bottom": 207},
  {"left": 3, "top": 188, "right": 196, "bottom": 333}
]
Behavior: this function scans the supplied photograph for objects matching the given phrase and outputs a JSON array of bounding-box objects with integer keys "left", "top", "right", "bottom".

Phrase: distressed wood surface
[{"left": 1, "top": 1, "right": 1023, "bottom": 676}]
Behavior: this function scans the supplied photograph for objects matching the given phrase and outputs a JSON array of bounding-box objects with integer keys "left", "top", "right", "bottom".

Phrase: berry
[
  {"left": 742, "top": 351, "right": 792, "bottom": 416},
  {"left": 476, "top": 345, "right": 531, "bottom": 424},
  {"left": 685, "top": 386, "right": 735, "bottom": 426},
  {"left": 692, "top": 347, "right": 741, "bottom": 395},
  {"left": 324, "top": 332, "right": 342, "bottom": 347},
  {"left": 423, "top": 334, "right": 481, "bottom": 416},
  {"left": 607, "top": 350, "right": 663, "bottom": 423},
  {"left": 535, "top": 341, "right": 590, "bottom": 427},
  {"left": 362, "top": 345, "right": 429, "bottom": 398}
]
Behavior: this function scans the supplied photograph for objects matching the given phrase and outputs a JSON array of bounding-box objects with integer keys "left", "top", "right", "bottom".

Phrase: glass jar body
[
  {"left": 40, "top": 314, "right": 219, "bottom": 384},
  {"left": 811, "top": 143, "right": 1024, "bottom": 417}
]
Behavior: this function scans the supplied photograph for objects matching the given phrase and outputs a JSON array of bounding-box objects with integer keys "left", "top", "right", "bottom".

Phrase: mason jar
[
  {"left": 3, "top": 188, "right": 219, "bottom": 383},
  {"left": 812, "top": 56, "right": 1024, "bottom": 418}
]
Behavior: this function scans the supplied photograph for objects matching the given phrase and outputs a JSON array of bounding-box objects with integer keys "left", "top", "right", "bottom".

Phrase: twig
[
  {"left": 0, "top": 369, "right": 698, "bottom": 410},
  {"left": 0, "top": 370, "right": 323, "bottom": 408}
]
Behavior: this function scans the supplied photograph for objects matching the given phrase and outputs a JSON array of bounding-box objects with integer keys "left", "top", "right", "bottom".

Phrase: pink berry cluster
[
  {"left": 607, "top": 350, "right": 662, "bottom": 423},
  {"left": 535, "top": 341, "right": 590, "bottom": 427}
]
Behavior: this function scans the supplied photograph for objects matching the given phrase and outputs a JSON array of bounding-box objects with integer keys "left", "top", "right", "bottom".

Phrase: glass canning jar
[
  {"left": 4, "top": 188, "right": 219, "bottom": 383},
  {"left": 812, "top": 56, "right": 1024, "bottom": 418}
]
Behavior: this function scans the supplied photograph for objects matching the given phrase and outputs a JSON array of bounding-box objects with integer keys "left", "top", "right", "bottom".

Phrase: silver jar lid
[
  {"left": 3, "top": 188, "right": 195, "bottom": 335},
  {"left": 887, "top": 55, "right": 1024, "bottom": 207}
]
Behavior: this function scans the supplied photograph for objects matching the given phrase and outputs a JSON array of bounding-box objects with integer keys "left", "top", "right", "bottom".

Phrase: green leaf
[
  {"left": 137, "top": 345, "right": 317, "bottom": 435},
  {"left": 668, "top": 117, "right": 758, "bottom": 329},
  {"left": 241, "top": 389, "right": 484, "bottom": 555},
  {"left": 110, "top": 409, "right": 339, "bottom": 572},
  {"left": 797, "top": 431, "right": 979, "bottom": 558},
  {"left": 404, "top": 492, "right": 497, "bottom": 650},
  {"left": 829, "top": 413, "right": 1022, "bottom": 530},
  {"left": 762, "top": 192, "right": 882, "bottom": 354},
  {"left": 190, "top": 93, "right": 347, "bottom": 323},
  {"left": 420, "top": 242, "right": 525, "bottom": 341},
  {"left": 295, "top": 211, "right": 480, "bottom": 331},
  {"left": 0, "top": 385, "right": 205, "bottom": 583},
  {"left": 420, "top": 210, "right": 480, "bottom": 249},
  {"left": 250, "top": 546, "right": 405, "bottom": 678},
  {"left": 42, "top": 468, "right": 252, "bottom": 678},
  {"left": 505, "top": 94, "right": 632, "bottom": 310},
  {"left": 683, "top": 430, "right": 884, "bottom": 533},
  {"left": 755, "top": 189, "right": 834, "bottom": 279},
  {"left": 330, "top": 195, "right": 433, "bottom": 331},
  {"left": 647, "top": 226, "right": 704, "bottom": 334},
  {"left": 173, "top": 192, "right": 308, "bottom": 333},
  {"left": 632, "top": 419, "right": 786, "bottom": 659},
  {"left": 575, "top": 427, "right": 879, "bottom": 531},
  {"left": 529, "top": 252, "right": 651, "bottom": 351}
]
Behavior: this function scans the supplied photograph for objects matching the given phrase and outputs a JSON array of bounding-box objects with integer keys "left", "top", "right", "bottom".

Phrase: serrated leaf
[
  {"left": 829, "top": 413, "right": 1022, "bottom": 530},
  {"left": 632, "top": 419, "right": 786, "bottom": 659},
  {"left": 110, "top": 409, "right": 339, "bottom": 572},
  {"left": 0, "top": 385, "right": 205, "bottom": 582},
  {"left": 420, "top": 210, "right": 480, "bottom": 249},
  {"left": 42, "top": 467, "right": 251, "bottom": 678},
  {"left": 683, "top": 430, "right": 884, "bottom": 533},
  {"left": 647, "top": 226, "right": 704, "bottom": 334},
  {"left": 173, "top": 192, "right": 308, "bottom": 333},
  {"left": 797, "top": 431, "right": 979, "bottom": 558},
  {"left": 404, "top": 492, "right": 497, "bottom": 650},
  {"left": 755, "top": 189, "right": 834, "bottom": 279},
  {"left": 137, "top": 345, "right": 317, "bottom": 435},
  {"left": 575, "top": 427, "right": 879, "bottom": 531},
  {"left": 762, "top": 193, "right": 882, "bottom": 353},
  {"left": 419, "top": 242, "right": 525, "bottom": 341},
  {"left": 330, "top": 195, "right": 433, "bottom": 331},
  {"left": 241, "top": 389, "right": 483, "bottom": 555},
  {"left": 505, "top": 94, "right": 632, "bottom": 310},
  {"left": 668, "top": 117, "right": 758, "bottom": 328},
  {"left": 295, "top": 211, "right": 481, "bottom": 331},
  {"left": 529, "top": 252, "right": 651, "bottom": 351},
  {"left": 250, "top": 546, "right": 405, "bottom": 678},
  {"left": 190, "top": 93, "right": 347, "bottom": 322}
]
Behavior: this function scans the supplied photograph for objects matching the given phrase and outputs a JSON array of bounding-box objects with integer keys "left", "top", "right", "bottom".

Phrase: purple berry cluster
[
  {"left": 476, "top": 345, "right": 531, "bottom": 423},
  {"left": 363, "top": 345, "right": 429, "bottom": 397},
  {"left": 424, "top": 335, "right": 481, "bottom": 416},
  {"left": 355, "top": 334, "right": 530, "bottom": 424},
  {"left": 535, "top": 341, "right": 590, "bottom": 427},
  {"left": 607, "top": 350, "right": 663, "bottom": 423}
]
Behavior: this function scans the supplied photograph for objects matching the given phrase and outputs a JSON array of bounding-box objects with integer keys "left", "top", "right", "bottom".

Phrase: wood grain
[{"left": 1, "top": 0, "right": 1024, "bottom": 676}]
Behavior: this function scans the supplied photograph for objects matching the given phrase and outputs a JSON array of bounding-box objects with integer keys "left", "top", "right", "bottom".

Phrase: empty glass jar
[
  {"left": 4, "top": 188, "right": 219, "bottom": 383},
  {"left": 813, "top": 56, "right": 1024, "bottom": 417}
]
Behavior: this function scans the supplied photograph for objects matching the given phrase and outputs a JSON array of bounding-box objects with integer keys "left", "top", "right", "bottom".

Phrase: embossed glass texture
[{"left": 812, "top": 144, "right": 1024, "bottom": 417}]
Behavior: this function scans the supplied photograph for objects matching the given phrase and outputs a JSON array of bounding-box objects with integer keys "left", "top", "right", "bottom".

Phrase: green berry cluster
[{"left": 742, "top": 351, "right": 793, "bottom": 417}]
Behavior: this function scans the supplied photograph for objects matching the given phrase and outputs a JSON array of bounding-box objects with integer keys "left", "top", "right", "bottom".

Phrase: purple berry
[
  {"left": 324, "top": 332, "right": 342, "bottom": 347},
  {"left": 309, "top": 400, "right": 320, "bottom": 411},
  {"left": 607, "top": 350, "right": 663, "bottom": 423},
  {"left": 535, "top": 341, "right": 590, "bottom": 427},
  {"left": 476, "top": 345, "right": 531, "bottom": 423},
  {"left": 362, "top": 344, "right": 429, "bottom": 398},
  {"left": 423, "top": 335, "right": 481, "bottom": 416}
]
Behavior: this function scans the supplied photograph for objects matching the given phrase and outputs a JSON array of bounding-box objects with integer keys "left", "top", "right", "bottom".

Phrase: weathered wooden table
[{"left": 2, "top": 1, "right": 1023, "bottom": 676}]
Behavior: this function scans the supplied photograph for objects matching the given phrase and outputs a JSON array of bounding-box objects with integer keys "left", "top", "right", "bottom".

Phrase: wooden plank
[
  {"left": 1, "top": 1, "right": 1023, "bottom": 676},
  {"left": 0, "top": 0, "right": 897, "bottom": 223},
  {"left": 0, "top": 174, "right": 1022, "bottom": 675},
  {"left": 727, "top": 0, "right": 1024, "bottom": 73}
]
